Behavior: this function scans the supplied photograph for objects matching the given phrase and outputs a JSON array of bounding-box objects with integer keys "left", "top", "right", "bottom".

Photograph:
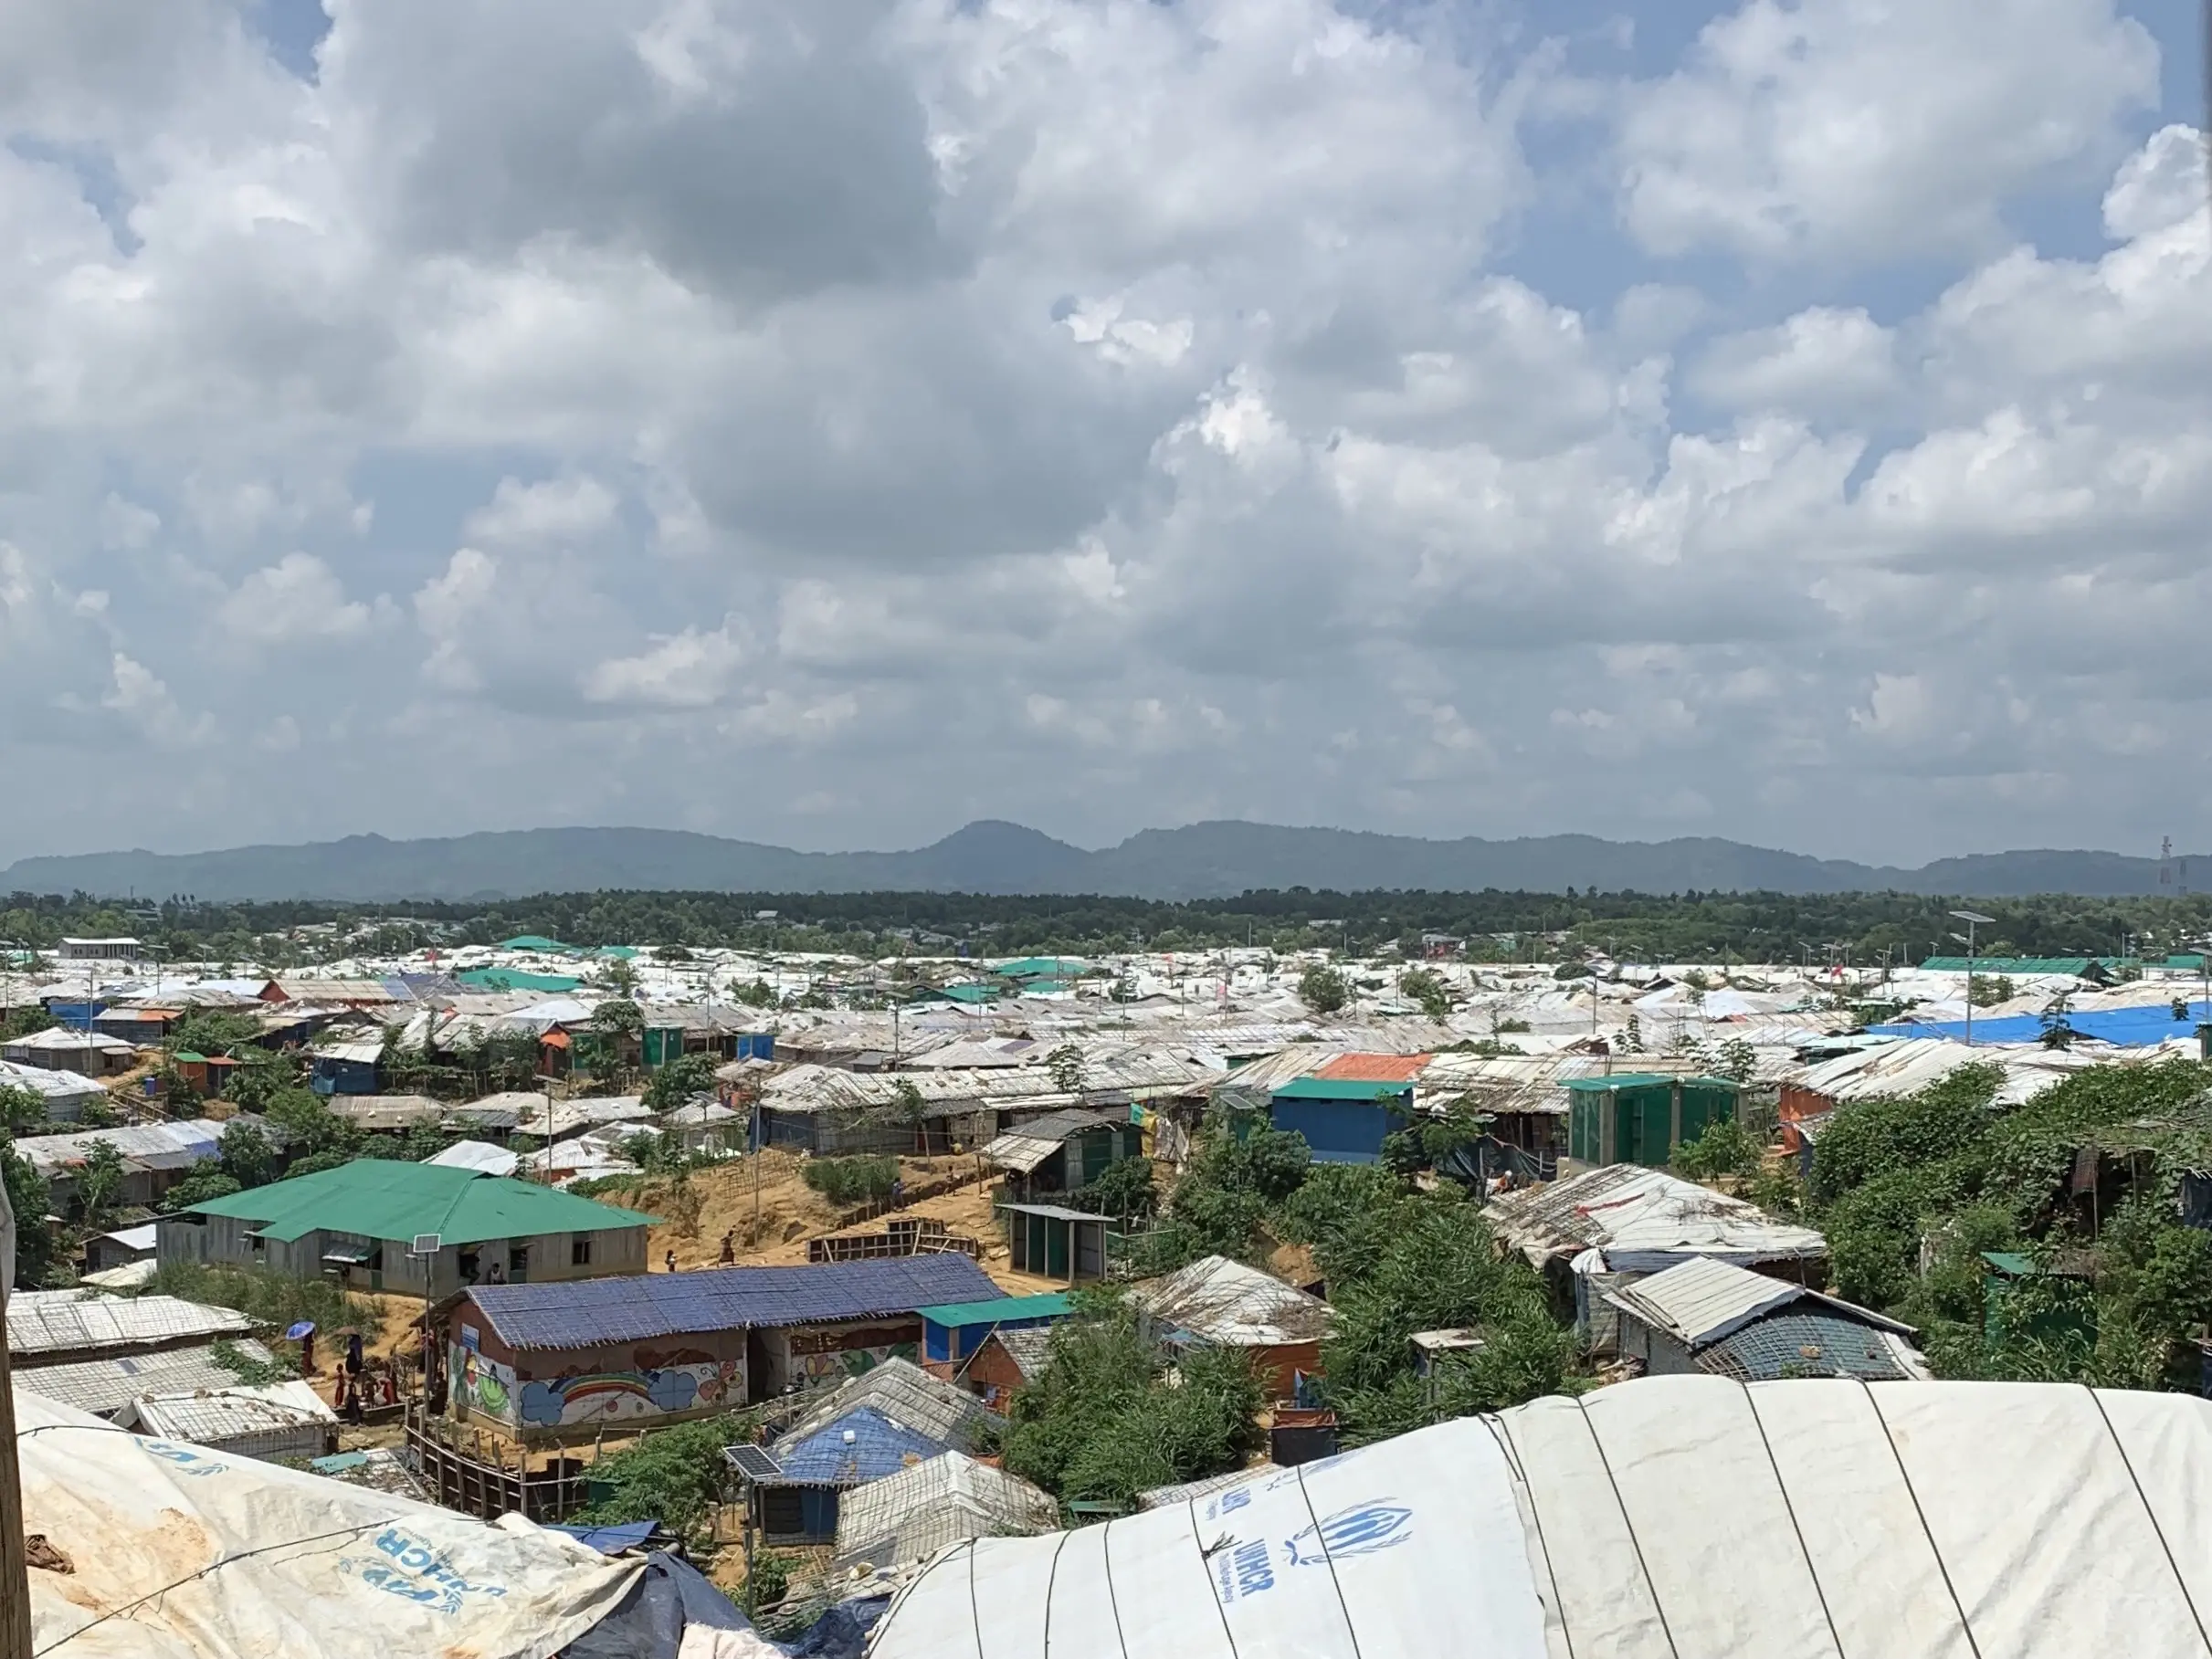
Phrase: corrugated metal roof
[
  {"left": 1270, "top": 1075, "right": 1413, "bottom": 1101},
  {"left": 998, "top": 1202, "right": 1113, "bottom": 1223},
  {"left": 1482, "top": 1165, "right": 1828, "bottom": 1270},
  {"left": 1313, "top": 1053, "right": 1431, "bottom": 1083},
  {"left": 1603, "top": 1255, "right": 1805, "bottom": 1347},
  {"left": 1125, "top": 1255, "right": 1333, "bottom": 1346},
  {"left": 916, "top": 1294, "right": 1073, "bottom": 1328},
  {"left": 6, "top": 1292, "right": 250, "bottom": 1358},
  {"left": 465, "top": 1256, "right": 1003, "bottom": 1350},
  {"left": 177, "top": 1158, "right": 651, "bottom": 1246},
  {"left": 15, "top": 1339, "right": 276, "bottom": 1417}
]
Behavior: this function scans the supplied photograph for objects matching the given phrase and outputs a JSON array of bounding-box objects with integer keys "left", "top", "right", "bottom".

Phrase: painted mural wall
[
  {"left": 451, "top": 1336, "right": 744, "bottom": 1430},
  {"left": 774, "top": 1322, "right": 920, "bottom": 1391}
]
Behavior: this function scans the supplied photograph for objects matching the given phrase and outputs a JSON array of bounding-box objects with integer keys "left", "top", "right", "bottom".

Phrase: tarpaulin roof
[
  {"left": 176, "top": 1157, "right": 652, "bottom": 1246},
  {"left": 1125, "top": 1255, "right": 1333, "bottom": 1347},
  {"left": 869, "top": 1376, "right": 2212, "bottom": 1659},
  {"left": 1482, "top": 1164, "right": 1827, "bottom": 1272},
  {"left": 466, "top": 1256, "right": 1003, "bottom": 1350},
  {"left": 15, "top": 1384, "right": 650, "bottom": 1659},
  {"left": 1872, "top": 999, "right": 2212, "bottom": 1047},
  {"left": 761, "top": 1405, "right": 949, "bottom": 1487}
]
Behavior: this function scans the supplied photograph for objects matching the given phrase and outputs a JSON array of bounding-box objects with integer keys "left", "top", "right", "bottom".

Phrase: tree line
[{"left": 9, "top": 886, "right": 2212, "bottom": 968}]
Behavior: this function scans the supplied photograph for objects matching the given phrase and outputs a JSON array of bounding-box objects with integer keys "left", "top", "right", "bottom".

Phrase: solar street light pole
[{"left": 1950, "top": 910, "right": 1996, "bottom": 1047}]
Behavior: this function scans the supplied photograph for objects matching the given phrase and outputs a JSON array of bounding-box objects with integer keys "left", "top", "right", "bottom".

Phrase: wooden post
[{"left": 2, "top": 1172, "right": 36, "bottom": 1659}]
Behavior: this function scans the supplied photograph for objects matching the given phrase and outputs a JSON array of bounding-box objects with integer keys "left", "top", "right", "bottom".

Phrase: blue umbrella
[{"left": 284, "top": 1320, "right": 316, "bottom": 1341}]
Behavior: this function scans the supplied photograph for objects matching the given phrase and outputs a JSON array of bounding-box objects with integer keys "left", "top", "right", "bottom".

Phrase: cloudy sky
[{"left": 2, "top": 0, "right": 2207, "bottom": 866}]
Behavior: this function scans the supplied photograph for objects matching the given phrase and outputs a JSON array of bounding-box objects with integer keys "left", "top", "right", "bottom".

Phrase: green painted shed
[{"left": 1565, "top": 1074, "right": 1739, "bottom": 1168}]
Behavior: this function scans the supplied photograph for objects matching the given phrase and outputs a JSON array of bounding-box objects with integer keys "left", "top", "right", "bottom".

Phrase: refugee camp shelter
[
  {"left": 1124, "top": 1255, "right": 1333, "bottom": 1402},
  {"left": 15, "top": 1339, "right": 282, "bottom": 1420},
  {"left": 449, "top": 1254, "right": 1003, "bottom": 1433},
  {"left": 2, "top": 1024, "right": 138, "bottom": 1076},
  {"left": 1564, "top": 1073, "right": 1738, "bottom": 1167},
  {"left": 1606, "top": 1256, "right": 1930, "bottom": 1381},
  {"left": 1000, "top": 1202, "right": 1116, "bottom": 1282},
  {"left": 1483, "top": 1164, "right": 1827, "bottom": 1351},
  {"left": 5, "top": 1290, "right": 249, "bottom": 1366},
  {"left": 832, "top": 1450, "right": 1058, "bottom": 1575},
  {"left": 962, "top": 1324, "right": 1056, "bottom": 1407},
  {"left": 984, "top": 1107, "right": 1142, "bottom": 1200},
  {"left": 115, "top": 1381, "right": 342, "bottom": 1463},
  {"left": 918, "top": 1292, "right": 1073, "bottom": 1381},
  {"left": 309, "top": 1037, "right": 384, "bottom": 1096},
  {"left": 729, "top": 1358, "right": 1000, "bottom": 1544},
  {"left": 1267, "top": 1055, "right": 1422, "bottom": 1163},
  {"left": 869, "top": 1376, "right": 2212, "bottom": 1659},
  {"left": 159, "top": 1159, "right": 652, "bottom": 1297},
  {"left": 81, "top": 1222, "right": 157, "bottom": 1275}
]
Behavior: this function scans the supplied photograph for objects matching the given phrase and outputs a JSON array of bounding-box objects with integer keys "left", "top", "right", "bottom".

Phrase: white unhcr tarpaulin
[
  {"left": 869, "top": 1376, "right": 2212, "bottom": 1659},
  {"left": 16, "top": 1386, "right": 644, "bottom": 1659}
]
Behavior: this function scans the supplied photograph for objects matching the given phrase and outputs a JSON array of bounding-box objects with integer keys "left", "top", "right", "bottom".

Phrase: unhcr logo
[{"left": 1284, "top": 1503, "right": 1414, "bottom": 1565}]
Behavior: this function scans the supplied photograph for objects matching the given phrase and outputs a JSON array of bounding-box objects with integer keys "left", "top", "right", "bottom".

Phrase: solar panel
[{"left": 725, "top": 1444, "right": 784, "bottom": 1481}]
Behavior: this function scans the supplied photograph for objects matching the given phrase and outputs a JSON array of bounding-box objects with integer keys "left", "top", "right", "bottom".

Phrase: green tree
[
  {"left": 75, "top": 1139, "right": 128, "bottom": 1229},
  {"left": 2, "top": 1137, "right": 57, "bottom": 1286},
  {"left": 644, "top": 1052, "right": 720, "bottom": 1112},
  {"left": 1045, "top": 1044, "right": 1085, "bottom": 1095},
  {"left": 217, "top": 1120, "right": 279, "bottom": 1187},
  {"left": 0, "top": 1085, "right": 48, "bottom": 1136},
  {"left": 1298, "top": 963, "right": 1349, "bottom": 1015},
  {"left": 1398, "top": 967, "right": 1452, "bottom": 1020}
]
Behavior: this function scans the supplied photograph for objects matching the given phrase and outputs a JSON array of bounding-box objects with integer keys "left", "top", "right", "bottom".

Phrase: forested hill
[{"left": 0, "top": 820, "right": 2200, "bottom": 902}]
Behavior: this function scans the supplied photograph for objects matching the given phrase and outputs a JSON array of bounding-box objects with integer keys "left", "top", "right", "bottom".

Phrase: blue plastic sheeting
[
  {"left": 562, "top": 1549, "right": 753, "bottom": 1659},
  {"left": 764, "top": 1407, "right": 949, "bottom": 1486},
  {"left": 550, "top": 1519, "right": 662, "bottom": 1555},
  {"left": 469, "top": 1255, "right": 1004, "bottom": 1350},
  {"left": 1870, "top": 999, "right": 2211, "bottom": 1048},
  {"left": 1269, "top": 1096, "right": 1406, "bottom": 1164},
  {"left": 779, "top": 1597, "right": 892, "bottom": 1659}
]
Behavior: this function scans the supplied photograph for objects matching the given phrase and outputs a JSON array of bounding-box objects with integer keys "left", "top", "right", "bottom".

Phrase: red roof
[{"left": 1313, "top": 1053, "right": 1431, "bottom": 1083}]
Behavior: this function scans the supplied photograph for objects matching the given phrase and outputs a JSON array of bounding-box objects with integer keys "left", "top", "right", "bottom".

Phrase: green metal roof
[
  {"left": 915, "top": 1292, "right": 1074, "bottom": 1328},
  {"left": 932, "top": 983, "right": 998, "bottom": 1004},
  {"left": 496, "top": 935, "right": 572, "bottom": 953},
  {"left": 1272, "top": 1076, "right": 1414, "bottom": 1101},
  {"left": 1981, "top": 1251, "right": 2038, "bottom": 1276},
  {"left": 457, "top": 967, "right": 583, "bottom": 992},
  {"left": 180, "top": 1159, "right": 653, "bottom": 1246},
  {"left": 993, "top": 957, "right": 1084, "bottom": 980}
]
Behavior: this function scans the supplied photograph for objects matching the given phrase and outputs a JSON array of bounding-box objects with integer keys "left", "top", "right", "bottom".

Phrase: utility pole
[{"left": 2, "top": 1162, "right": 36, "bottom": 1658}]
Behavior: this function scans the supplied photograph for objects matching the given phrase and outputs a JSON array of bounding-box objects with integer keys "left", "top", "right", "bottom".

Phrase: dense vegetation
[
  {"left": 8, "top": 886, "right": 2207, "bottom": 970},
  {"left": 1007, "top": 1117, "right": 1583, "bottom": 1507},
  {"left": 1802, "top": 1059, "right": 2212, "bottom": 1388}
]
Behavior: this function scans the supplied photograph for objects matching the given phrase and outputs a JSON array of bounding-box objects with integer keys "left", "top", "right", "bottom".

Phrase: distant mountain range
[{"left": 1, "top": 821, "right": 2199, "bottom": 903}]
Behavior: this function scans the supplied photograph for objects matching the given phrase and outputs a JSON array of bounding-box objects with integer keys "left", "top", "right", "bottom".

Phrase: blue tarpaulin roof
[
  {"left": 548, "top": 1518, "right": 662, "bottom": 1555},
  {"left": 762, "top": 1406, "right": 949, "bottom": 1487},
  {"left": 1870, "top": 999, "right": 2211, "bottom": 1048},
  {"left": 465, "top": 1255, "right": 1004, "bottom": 1350}
]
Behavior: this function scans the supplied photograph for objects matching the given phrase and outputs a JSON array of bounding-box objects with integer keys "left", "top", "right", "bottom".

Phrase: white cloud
[
  {"left": 582, "top": 623, "right": 743, "bottom": 708},
  {"left": 0, "top": 1, "right": 2207, "bottom": 865},
  {"left": 1618, "top": 0, "right": 2159, "bottom": 263},
  {"left": 463, "top": 476, "right": 622, "bottom": 549},
  {"left": 218, "top": 552, "right": 378, "bottom": 643},
  {"left": 1691, "top": 308, "right": 1902, "bottom": 415}
]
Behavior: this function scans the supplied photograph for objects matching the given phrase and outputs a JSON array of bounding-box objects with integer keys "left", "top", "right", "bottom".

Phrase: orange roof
[
  {"left": 1313, "top": 1053, "right": 1431, "bottom": 1083},
  {"left": 540, "top": 1029, "right": 571, "bottom": 1049}
]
